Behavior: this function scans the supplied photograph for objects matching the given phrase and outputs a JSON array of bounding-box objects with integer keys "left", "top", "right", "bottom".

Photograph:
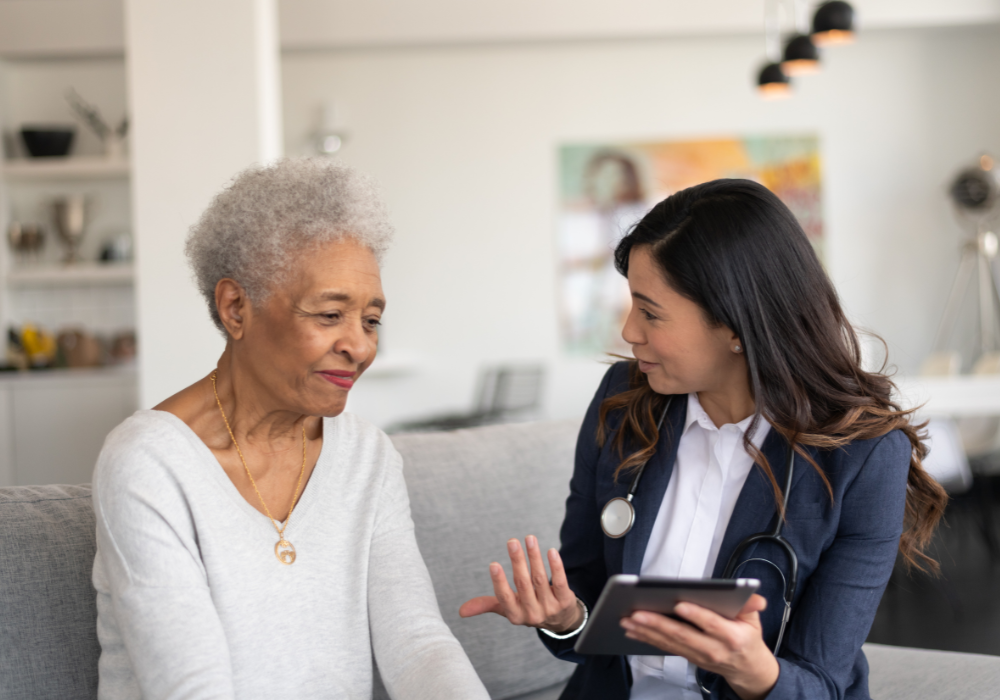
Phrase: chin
[
  {"left": 644, "top": 373, "right": 683, "bottom": 397},
  {"left": 318, "top": 400, "right": 348, "bottom": 418},
  {"left": 300, "top": 392, "right": 348, "bottom": 418}
]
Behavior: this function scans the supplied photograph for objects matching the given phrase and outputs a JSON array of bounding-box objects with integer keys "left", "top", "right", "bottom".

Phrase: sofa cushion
[
  {"left": 0, "top": 484, "right": 99, "bottom": 700},
  {"left": 389, "top": 420, "right": 580, "bottom": 700},
  {"left": 864, "top": 642, "right": 1000, "bottom": 700}
]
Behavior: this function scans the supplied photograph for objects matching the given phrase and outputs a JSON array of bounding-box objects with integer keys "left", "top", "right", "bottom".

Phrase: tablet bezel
[{"left": 573, "top": 575, "right": 760, "bottom": 656}]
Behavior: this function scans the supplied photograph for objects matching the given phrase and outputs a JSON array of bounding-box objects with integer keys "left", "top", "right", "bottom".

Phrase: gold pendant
[{"left": 275, "top": 538, "right": 296, "bottom": 565}]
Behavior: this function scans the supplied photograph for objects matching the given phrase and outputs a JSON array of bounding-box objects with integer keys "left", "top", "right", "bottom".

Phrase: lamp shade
[
  {"left": 757, "top": 62, "right": 791, "bottom": 99},
  {"left": 950, "top": 162, "right": 999, "bottom": 212},
  {"left": 782, "top": 34, "right": 820, "bottom": 76},
  {"left": 812, "top": 1, "right": 855, "bottom": 46}
]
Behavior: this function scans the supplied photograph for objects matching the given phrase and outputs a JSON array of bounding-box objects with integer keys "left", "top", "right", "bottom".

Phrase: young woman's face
[{"left": 622, "top": 246, "right": 742, "bottom": 396}]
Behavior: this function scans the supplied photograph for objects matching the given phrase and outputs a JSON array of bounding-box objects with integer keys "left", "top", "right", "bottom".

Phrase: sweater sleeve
[
  {"left": 93, "top": 427, "right": 236, "bottom": 700},
  {"left": 367, "top": 444, "right": 490, "bottom": 700}
]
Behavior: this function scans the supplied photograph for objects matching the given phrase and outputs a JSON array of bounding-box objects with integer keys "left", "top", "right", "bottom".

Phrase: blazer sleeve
[
  {"left": 538, "top": 364, "right": 622, "bottom": 663},
  {"left": 735, "top": 430, "right": 911, "bottom": 700}
]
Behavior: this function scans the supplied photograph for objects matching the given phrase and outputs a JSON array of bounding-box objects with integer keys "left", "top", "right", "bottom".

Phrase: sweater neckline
[{"left": 140, "top": 409, "right": 336, "bottom": 536}]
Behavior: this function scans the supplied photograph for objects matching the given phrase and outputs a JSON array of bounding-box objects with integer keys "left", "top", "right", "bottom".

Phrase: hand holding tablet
[{"left": 575, "top": 575, "right": 760, "bottom": 656}]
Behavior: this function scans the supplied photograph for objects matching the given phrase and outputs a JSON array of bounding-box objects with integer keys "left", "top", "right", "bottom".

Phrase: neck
[
  {"left": 214, "top": 347, "right": 309, "bottom": 448},
  {"left": 696, "top": 381, "right": 755, "bottom": 429}
]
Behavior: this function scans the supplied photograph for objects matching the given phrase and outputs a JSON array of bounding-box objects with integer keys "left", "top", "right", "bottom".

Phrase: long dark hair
[{"left": 597, "top": 179, "right": 947, "bottom": 572}]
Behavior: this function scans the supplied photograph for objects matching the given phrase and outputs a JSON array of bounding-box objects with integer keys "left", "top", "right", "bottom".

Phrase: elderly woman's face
[{"left": 239, "top": 237, "right": 384, "bottom": 417}]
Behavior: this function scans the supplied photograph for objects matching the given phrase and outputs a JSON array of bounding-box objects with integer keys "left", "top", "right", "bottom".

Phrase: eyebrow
[
  {"left": 632, "top": 292, "right": 662, "bottom": 309},
  {"left": 317, "top": 291, "right": 386, "bottom": 311}
]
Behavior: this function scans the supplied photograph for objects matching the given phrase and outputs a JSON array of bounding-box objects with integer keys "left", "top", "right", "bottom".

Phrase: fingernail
[
  {"left": 507, "top": 539, "right": 519, "bottom": 554},
  {"left": 674, "top": 603, "right": 689, "bottom": 616},
  {"left": 490, "top": 562, "right": 501, "bottom": 576},
  {"left": 624, "top": 631, "right": 637, "bottom": 640},
  {"left": 527, "top": 535, "right": 537, "bottom": 549},
  {"left": 632, "top": 612, "right": 648, "bottom": 624},
  {"left": 620, "top": 619, "right": 634, "bottom": 630}
]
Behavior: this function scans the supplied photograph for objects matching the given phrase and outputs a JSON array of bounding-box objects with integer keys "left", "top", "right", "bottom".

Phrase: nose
[
  {"left": 621, "top": 305, "right": 644, "bottom": 346},
  {"left": 332, "top": 315, "right": 374, "bottom": 365}
]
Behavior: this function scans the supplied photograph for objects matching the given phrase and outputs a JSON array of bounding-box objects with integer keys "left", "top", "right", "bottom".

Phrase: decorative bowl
[{"left": 20, "top": 126, "right": 76, "bottom": 158}]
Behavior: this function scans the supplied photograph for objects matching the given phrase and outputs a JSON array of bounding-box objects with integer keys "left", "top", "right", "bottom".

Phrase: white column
[{"left": 125, "top": 0, "right": 282, "bottom": 407}]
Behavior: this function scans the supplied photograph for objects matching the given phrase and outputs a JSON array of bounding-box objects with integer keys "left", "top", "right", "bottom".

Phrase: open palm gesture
[{"left": 459, "top": 535, "right": 583, "bottom": 634}]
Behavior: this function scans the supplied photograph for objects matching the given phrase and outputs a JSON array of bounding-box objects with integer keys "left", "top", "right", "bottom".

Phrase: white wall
[{"left": 281, "top": 25, "right": 1000, "bottom": 428}]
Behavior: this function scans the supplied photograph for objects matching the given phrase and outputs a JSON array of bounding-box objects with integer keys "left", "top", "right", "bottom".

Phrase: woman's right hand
[{"left": 459, "top": 535, "right": 583, "bottom": 634}]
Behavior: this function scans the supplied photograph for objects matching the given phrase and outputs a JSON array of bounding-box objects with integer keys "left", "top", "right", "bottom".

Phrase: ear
[
  {"left": 215, "top": 278, "right": 250, "bottom": 340},
  {"left": 729, "top": 330, "right": 744, "bottom": 354}
]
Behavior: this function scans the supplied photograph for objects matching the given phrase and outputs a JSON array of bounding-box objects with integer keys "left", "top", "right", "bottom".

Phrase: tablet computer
[{"left": 573, "top": 575, "right": 760, "bottom": 656}]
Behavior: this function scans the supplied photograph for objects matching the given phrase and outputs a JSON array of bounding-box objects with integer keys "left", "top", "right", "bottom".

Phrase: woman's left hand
[{"left": 620, "top": 594, "right": 779, "bottom": 700}]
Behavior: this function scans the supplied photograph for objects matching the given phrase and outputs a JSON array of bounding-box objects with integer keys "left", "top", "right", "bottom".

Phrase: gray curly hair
[{"left": 185, "top": 157, "right": 394, "bottom": 334}]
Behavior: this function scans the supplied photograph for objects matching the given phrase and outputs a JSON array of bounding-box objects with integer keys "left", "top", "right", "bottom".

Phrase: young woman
[{"left": 461, "top": 179, "right": 947, "bottom": 699}]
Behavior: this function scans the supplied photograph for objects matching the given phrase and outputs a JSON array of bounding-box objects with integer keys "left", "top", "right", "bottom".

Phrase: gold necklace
[{"left": 210, "top": 371, "right": 306, "bottom": 565}]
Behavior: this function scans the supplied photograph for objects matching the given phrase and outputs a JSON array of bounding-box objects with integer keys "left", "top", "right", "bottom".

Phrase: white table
[{"left": 893, "top": 375, "right": 1000, "bottom": 417}]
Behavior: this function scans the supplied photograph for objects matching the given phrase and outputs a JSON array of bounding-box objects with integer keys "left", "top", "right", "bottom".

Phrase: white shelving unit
[
  {"left": 0, "top": 152, "right": 136, "bottom": 330},
  {"left": 0, "top": 54, "right": 139, "bottom": 487},
  {"left": 7, "top": 262, "right": 134, "bottom": 287},
  {"left": 2, "top": 156, "right": 130, "bottom": 182}
]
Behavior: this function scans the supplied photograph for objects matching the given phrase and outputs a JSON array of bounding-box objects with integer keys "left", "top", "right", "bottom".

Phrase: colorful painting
[{"left": 556, "top": 135, "right": 822, "bottom": 356}]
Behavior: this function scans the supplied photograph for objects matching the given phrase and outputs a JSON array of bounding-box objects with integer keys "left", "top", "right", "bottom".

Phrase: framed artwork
[{"left": 556, "top": 134, "right": 822, "bottom": 356}]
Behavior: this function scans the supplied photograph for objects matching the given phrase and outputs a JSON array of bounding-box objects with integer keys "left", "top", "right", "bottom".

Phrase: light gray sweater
[{"left": 92, "top": 410, "right": 489, "bottom": 700}]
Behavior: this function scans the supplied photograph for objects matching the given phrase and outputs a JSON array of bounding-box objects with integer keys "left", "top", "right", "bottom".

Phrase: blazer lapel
[
  {"left": 711, "top": 426, "right": 803, "bottom": 579},
  {"left": 621, "top": 394, "right": 688, "bottom": 574}
]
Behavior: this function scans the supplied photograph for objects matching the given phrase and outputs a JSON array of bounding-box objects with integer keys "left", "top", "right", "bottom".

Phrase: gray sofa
[{"left": 2, "top": 419, "right": 999, "bottom": 699}]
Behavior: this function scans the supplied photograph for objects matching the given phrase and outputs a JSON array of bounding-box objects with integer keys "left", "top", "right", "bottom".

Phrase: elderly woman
[{"left": 92, "top": 159, "right": 489, "bottom": 700}]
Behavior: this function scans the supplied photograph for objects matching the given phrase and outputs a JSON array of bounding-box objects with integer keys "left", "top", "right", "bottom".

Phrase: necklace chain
[{"left": 210, "top": 370, "right": 306, "bottom": 564}]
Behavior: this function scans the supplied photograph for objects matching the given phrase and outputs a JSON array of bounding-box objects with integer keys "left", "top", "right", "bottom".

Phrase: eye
[
  {"left": 364, "top": 317, "right": 382, "bottom": 332},
  {"left": 639, "top": 308, "right": 657, "bottom": 321}
]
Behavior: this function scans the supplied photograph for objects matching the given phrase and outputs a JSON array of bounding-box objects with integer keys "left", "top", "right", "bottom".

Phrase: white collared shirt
[{"left": 629, "top": 393, "right": 771, "bottom": 700}]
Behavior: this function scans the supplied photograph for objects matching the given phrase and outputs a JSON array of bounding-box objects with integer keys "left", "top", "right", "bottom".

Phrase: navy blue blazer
[{"left": 539, "top": 362, "right": 911, "bottom": 700}]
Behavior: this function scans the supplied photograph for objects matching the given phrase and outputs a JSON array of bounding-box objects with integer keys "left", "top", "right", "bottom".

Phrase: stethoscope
[{"left": 599, "top": 397, "right": 798, "bottom": 657}]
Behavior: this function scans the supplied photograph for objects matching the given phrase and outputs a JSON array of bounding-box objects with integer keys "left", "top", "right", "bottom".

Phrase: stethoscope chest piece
[
  {"left": 601, "top": 496, "right": 635, "bottom": 538},
  {"left": 600, "top": 397, "right": 673, "bottom": 540}
]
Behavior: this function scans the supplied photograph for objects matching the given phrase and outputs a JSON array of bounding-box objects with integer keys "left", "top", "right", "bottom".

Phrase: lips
[
  {"left": 317, "top": 370, "right": 356, "bottom": 389},
  {"left": 636, "top": 359, "right": 658, "bottom": 373}
]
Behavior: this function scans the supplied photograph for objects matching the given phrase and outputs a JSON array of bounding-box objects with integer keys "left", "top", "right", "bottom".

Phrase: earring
[{"left": 733, "top": 344, "right": 742, "bottom": 353}]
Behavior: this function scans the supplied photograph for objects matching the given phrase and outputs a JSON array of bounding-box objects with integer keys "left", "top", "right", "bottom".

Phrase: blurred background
[{"left": 0, "top": 0, "right": 998, "bottom": 657}]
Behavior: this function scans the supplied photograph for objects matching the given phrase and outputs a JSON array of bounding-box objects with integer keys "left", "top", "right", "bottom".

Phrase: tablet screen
[{"left": 574, "top": 575, "right": 760, "bottom": 656}]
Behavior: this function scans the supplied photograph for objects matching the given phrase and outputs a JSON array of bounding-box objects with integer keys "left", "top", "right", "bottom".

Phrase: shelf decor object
[
  {"left": 66, "top": 88, "right": 128, "bottom": 160},
  {"left": 52, "top": 195, "right": 88, "bottom": 264},
  {"left": 20, "top": 127, "right": 76, "bottom": 158}
]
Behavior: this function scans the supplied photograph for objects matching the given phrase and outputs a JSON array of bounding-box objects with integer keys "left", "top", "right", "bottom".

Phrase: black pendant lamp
[
  {"left": 757, "top": 62, "right": 791, "bottom": 100},
  {"left": 782, "top": 34, "right": 820, "bottom": 76},
  {"left": 812, "top": 1, "right": 855, "bottom": 46}
]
